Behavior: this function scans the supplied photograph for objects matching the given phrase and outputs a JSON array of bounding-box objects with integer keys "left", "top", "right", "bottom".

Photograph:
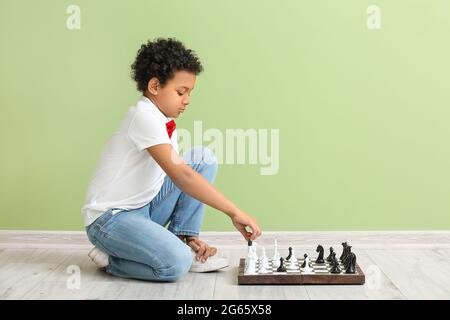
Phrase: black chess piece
[
  {"left": 277, "top": 257, "right": 287, "bottom": 272},
  {"left": 286, "top": 247, "right": 292, "bottom": 261},
  {"left": 326, "top": 247, "right": 334, "bottom": 262},
  {"left": 248, "top": 240, "right": 252, "bottom": 246},
  {"left": 350, "top": 252, "right": 357, "bottom": 273},
  {"left": 342, "top": 244, "right": 351, "bottom": 266},
  {"left": 342, "top": 245, "right": 352, "bottom": 268},
  {"left": 339, "top": 242, "right": 347, "bottom": 261},
  {"left": 301, "top": 254, "right": 308, "bottom": 268},
  {"left": 315, "top": 245, "right": 325, "bottom": 264},
  {"left": 345, "top": 252, "right": 356, "bottom": 274},
  {"left": 330, "top": 252, "right": 341, "bottom": 274}
]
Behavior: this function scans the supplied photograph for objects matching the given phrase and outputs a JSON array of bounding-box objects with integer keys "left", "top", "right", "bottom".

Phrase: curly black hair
[{"left": 131, "top": 38, "right": 204, "bottom": 92}]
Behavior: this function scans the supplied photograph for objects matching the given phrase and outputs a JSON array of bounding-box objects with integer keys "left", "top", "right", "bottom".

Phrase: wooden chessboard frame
[{"left": 237, "top": 258, "right": 365, "bottom": 285}]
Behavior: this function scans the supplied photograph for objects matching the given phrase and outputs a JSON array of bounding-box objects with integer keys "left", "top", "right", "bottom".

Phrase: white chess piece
[
  {"left": 245, "top": 242, "right": 255, "bottom": 269},
  {"left": 300, "top": 255, "right": 313, "bottom": 273},
  {"left": 259, "top": 247, "right": 268, "bottom": 263},
  {"left": 244, "top": 253, "right": 257, "bottom": 275},
  {"left": 251, "top": 242, "right": 258, "bottom": 260},
  {"left": 262, "top": 258, "right": 271, "bottom": 271},
  {"left": 258, "top": 258, "right": 269, "bottom": 274},
  {"left": 258, "top": 266, "right": 269, "bottom": 274},
  {"left": 287, "top": 260, "right": 297, "bottom": 270},
  {"left": 272, "top": 256, "right": 281, "bottom": 268},
  {"left": 287, "top": 248, "right": 298, "bottom": 270},
  {"left": 271, "top": 239, "right": 280, "bottom": 264},
  {"left": 259, "top": 247, "right": 271, "bottom": 271},
  {"left": 290, "top": 248, "right": 297, "bottom": 263}
]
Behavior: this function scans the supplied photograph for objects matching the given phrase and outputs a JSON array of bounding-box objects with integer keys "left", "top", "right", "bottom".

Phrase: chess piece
[
  {"left": 276, "top": 257, "right": 287, "bottom": 272},
  {"left": 259, "top": 247, "right": 270, "bottom": 271},
  {"left": 301, "top": 254, "right": 308, "bottom": 268},
  {"left": 343, "top": 244, "right": 352, "bottom": 269},
  {"left": 286, "top": 247, "right": 293, "bottom": 261},
  {"left": 258, "top": 260, "right": 269, "bottom": 274},
  {"left": 252, "top": 242, "right": 258, "bottom": 259},
  {"left": 289, "top": 248, "right": 297, "bottom": 263},
  {"left": 272, "top": 257, "right": 281, "bottom": 268},
  {"left": 245, "top": 241, "right": 257, "bottom": 266},
  {"left": 342, "top": 240, "right": 352, "bottom": 264},
  {"left": 261, "top": 258, "right": 271, "bottom": 272},
  {"left": 245, "top": 240, "right": 253, "bottom": 269},
  {"left": 259, "top": 247, "right": 268, "bottom": 262},
  {"left": 315, "top": 244, "right": 325, "bottom": 264},
  {"left": 326, "top": 247, "right": 334, "bottom": 262},
  {"left": 345, "top": 252, "right": 356, "bottom": 274},
  {"left": 286, "top": 248, "right": 298, "bottom": 270},
  {"left": 245, "top": 262, "right": 257, "bottom": 275},
  {"left": 244, "top": 253, "right": 257, "bottom": 275},
  {"left": 330, "top": 252, "right": 341, "bottom": 274},
  {"left": 272, "top": 239, "right": 280, "bottom": 265},
  {"left": 339, "top": 242, "right": 347, "bottom": 261},
  {"left": 287, "top": 262, "right": 297, "bottom": 270},
  {"left": 300, "top": 255, "right": 313, "bottom": 273}
]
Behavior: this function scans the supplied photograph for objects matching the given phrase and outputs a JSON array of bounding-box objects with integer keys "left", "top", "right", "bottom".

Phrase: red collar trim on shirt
[{"left": 166, "top": 119, "right": 176, "bottom": 138}]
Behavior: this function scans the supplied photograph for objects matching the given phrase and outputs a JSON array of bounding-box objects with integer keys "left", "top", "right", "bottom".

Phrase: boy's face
[{"left": 145, "top": 70, "right": 196, "bottom": 118}]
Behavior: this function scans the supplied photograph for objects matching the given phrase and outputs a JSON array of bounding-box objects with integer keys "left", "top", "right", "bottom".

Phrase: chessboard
[{"left": 238, "top": 257, "right": 365, "bottom": 285}]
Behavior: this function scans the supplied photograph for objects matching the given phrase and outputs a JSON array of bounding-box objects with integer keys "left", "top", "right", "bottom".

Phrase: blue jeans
[{"left": 85, "top": 146, "right": 218, "bottom": 282}]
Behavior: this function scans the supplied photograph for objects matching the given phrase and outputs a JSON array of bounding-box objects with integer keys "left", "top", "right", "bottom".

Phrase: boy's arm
[{"left": 147, "top": 144, "right": 261, "bottom": 241}]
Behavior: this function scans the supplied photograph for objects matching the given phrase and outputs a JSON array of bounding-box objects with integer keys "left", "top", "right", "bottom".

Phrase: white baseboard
[{"left": 1, "top": 229, "right": 449, "bottom": 250}]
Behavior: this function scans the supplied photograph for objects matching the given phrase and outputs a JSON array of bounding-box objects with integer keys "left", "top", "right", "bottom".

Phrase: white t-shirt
[{"left": 81, "top": 96, "right": 179, "bottom": 227}]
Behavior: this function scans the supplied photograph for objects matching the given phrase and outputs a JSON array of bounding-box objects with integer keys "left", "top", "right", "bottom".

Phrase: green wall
[{"left": 1, "top": 0, "right": 449, "bottom": 231}]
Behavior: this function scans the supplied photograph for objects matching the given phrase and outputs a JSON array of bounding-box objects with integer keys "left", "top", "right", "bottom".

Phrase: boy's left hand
[{"left": 185, "top": 237, "right": 217, "bottom": 263}]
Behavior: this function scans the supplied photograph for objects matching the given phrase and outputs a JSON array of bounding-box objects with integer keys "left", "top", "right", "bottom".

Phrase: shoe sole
[
  {"left": 88, "top": 248, "right": 98, "bottom": 260},
  {"left": 88, "top": 248, "right": 109, "bottom": 268}
]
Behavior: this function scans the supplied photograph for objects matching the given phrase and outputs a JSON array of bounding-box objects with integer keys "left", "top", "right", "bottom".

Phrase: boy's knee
[{"left": 156, "top": 245, "right": 193, "bottom": 281}]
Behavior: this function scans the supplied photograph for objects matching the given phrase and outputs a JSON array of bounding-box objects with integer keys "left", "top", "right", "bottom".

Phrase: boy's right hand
[{"left": 230, "top": 209, "right": 261, "bottom": 241}]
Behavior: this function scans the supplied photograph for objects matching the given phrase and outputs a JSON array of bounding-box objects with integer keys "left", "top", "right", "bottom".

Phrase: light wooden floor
[{"left": 1, "top": 230, "right": 450, "bottom": 300}]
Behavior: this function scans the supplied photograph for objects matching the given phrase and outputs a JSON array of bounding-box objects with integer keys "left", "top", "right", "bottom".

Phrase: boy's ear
[{"left": 147, "top": 77, "right": 160, "bottom": 95}]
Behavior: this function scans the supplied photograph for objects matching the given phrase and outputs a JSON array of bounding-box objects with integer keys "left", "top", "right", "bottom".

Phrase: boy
[{"left": 82, "top": 38, "right": 261, "bottom": 281}]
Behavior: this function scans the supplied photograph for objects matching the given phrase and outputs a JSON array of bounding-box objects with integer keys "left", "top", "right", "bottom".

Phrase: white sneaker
[
  {"left": 88, "top": 247, "right": 109, "bottom": 269},
  {"left": 189, "top": 250, "right": 229, "bottom": 273}
]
